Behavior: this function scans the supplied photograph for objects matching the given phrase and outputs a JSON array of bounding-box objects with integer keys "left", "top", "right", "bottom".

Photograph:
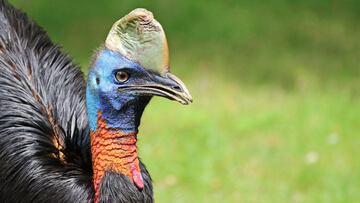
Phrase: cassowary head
[
  {"left": 86, "top": 9, "right": 192, "bottom": 132},
  {"left": 86, "top": 9, "right": 192, "bottom": 201}
]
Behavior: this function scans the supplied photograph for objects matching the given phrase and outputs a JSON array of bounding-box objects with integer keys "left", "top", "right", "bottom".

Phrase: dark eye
[{"left": 115, "top": 71, "right": 129, "bottom": 83}]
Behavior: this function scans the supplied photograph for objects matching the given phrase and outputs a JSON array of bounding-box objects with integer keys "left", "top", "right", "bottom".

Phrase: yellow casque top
[{"left": 105, "top": 8, "right": 170, "bottom": 74}]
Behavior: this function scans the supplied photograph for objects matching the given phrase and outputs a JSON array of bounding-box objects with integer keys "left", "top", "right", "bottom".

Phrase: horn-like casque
[{"left": 105, "top": 8, "right": 170, "bottom": 73}]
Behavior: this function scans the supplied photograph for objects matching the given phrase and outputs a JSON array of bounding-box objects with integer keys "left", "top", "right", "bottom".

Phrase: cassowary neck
[
  {"left": 86, "top": 82, "right": 150, "bottom": 202},
  {"left": 90, "top": 112, "right": 141, "bottom": 202}
]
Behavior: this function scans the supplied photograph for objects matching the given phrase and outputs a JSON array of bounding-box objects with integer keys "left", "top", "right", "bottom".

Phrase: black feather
[
  {"left": 100, "top": 162, "right": 153, "bottom": 203},
  {"left": 0, "top": 0, "right": 94, "bottom": 202}
]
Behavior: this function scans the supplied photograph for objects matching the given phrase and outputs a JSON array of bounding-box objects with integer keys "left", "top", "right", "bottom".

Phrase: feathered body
[{"left": 0, "top": 1, "right": 153, "bottom": 202}]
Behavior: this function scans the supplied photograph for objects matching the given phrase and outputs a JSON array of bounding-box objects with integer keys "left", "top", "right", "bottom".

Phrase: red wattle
[{"left": 131, "top": 164, "right": 144, "bottom": 189}]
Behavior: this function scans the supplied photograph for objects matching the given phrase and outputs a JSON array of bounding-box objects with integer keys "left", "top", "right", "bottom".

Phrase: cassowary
[{"left": 0, "top": 1, "right": 192, "bottom": 202}]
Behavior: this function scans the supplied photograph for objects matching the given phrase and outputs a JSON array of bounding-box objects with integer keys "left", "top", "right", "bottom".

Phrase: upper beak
[{"left": 118, "top": 72, "right": 193, "bottom": 105}]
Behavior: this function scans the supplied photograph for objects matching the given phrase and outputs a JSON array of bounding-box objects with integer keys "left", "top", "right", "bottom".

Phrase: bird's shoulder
[{"left": 0, "top": 1, "right": 93, "bottom": 202}]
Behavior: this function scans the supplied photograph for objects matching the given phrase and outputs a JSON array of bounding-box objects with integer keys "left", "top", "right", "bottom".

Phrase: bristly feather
[
  {"left": 100, "top": 163, "right": 153, "bottom": 203},
  {"left": 0, "top": 0, "right": 94, "bottom": 202}
]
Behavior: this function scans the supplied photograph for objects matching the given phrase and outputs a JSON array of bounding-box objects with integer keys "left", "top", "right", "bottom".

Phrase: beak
[{"left": 118, "top": 72, "right": 193, "bottom": 105}]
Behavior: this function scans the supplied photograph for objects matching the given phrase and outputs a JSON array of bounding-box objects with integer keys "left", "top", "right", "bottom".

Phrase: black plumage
[{"left": 0, "top": 1, "right": 153, "bottom": 202}]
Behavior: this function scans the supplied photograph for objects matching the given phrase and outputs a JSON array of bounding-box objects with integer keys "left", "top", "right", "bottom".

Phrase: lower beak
[{"left": 118, "top": 72, "right": 193, "bottom": 105}]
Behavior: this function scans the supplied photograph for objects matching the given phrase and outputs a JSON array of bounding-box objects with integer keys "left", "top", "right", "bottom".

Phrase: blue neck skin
[{"left": 86, "top": 49, "right": 150, "bottom": 133}]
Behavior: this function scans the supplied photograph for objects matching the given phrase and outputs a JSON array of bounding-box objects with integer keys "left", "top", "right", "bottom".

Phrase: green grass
[
  {"left": 139, "top": 75, "right": 360, "bottom": 203},
  {"left": 9, "top": 0, "right": 360, "bottom": 202}
]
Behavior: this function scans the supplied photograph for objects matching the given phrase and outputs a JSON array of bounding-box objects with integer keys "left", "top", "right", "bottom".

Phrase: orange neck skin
[{"left": 90, "top": 112, "right": 143, "bottom": 203}]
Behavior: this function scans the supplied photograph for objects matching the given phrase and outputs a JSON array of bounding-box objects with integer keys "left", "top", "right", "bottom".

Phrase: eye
[{"left": 115, "top": 71, "right": 129, "bottom": 83}]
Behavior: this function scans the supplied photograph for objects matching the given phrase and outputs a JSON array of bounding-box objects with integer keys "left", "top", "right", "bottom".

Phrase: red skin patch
[{"left": 91, "top": 112, "right": 143, "bottom": 203}]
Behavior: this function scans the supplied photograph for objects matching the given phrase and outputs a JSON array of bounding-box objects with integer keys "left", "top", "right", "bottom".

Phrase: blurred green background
[{"left": 10, "top": 0, "right": 360, "bottom": 202}]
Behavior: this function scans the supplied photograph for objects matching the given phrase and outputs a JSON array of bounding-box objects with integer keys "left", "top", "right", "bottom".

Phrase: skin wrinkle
[{"left": 91, "top": 111, "right": 141, "bottom": 203}]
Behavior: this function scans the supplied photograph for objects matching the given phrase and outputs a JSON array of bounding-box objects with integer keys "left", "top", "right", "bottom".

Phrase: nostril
[{"left": 172, "top": 85, "right": 182, "bottom": 91}]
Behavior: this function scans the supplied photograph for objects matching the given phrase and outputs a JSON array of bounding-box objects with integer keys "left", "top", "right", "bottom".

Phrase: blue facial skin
[{"left": 86, "top": 48, "right": 152, "bottom": 133}]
